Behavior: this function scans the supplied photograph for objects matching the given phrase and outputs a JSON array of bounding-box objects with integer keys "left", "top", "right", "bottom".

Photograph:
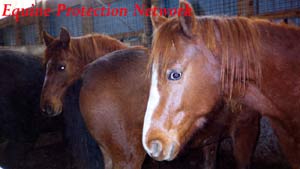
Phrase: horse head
[{"left": 142, "top": 1, "right": 222, "bottom": 161}]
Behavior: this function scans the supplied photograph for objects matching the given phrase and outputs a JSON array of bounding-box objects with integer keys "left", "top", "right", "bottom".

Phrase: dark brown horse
[
  {"left": 143, "top": 1, "right": 300, "bottom": 169},
  {"left": 0, "top": 49, "right": 64, "bottom": 169},
  {"left": 40, "top": 27, "right": 127, "bottom": 116},
  {"left": 79, "top": 48, "right": 260, "bottom": 169}
]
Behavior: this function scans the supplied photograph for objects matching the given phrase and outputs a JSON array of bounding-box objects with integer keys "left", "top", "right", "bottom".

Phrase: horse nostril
[
  {"left": 166, "top": 141, "right": 177, "bottom": 161},
  {"left": 149, "top": 140, "right": 163, "bottom": 158},
  {"left": 43, "top": 105, "right": 54, "bottom": 116}
]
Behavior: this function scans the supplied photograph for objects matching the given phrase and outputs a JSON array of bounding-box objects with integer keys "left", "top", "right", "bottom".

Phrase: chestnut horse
[
  {"left": 39, "top": 28, "right": 126, "bottom": 169},
  {"left": 143, "top": 1, "right": 300, "bottom": 169},
  {"left": 40, "top": 27, "right": 127, "bottom": 116},
  {"left": 80, "top": 48, "right": 260, "bottom": 169}
]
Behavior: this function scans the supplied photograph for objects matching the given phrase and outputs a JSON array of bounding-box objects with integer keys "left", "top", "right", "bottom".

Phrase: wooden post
[
  {"left": 237, "top": 0, "right": 254, "bottom": 16},
  {"left": 81, "top": 0, "right": 94, "bottom": 35},
  {"left": 14, "top": 19, "right": 22, "bottom": 46},
  {"left": 151, "top": 0, "right": 160, "bottom": 8},
  {"left": 141, "top": 0, "right": 152, "bottom": 47},
  {"left": 35, "top": 0, "right": 44, "bottom": 44}
]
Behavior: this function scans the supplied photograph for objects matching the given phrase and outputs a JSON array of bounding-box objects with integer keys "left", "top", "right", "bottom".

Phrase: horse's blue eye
[{"left": 168, "top": 71, "right": 182, "bottom": 81}]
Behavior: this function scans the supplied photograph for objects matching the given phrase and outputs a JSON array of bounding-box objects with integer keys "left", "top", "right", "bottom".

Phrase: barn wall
[
  {"left": 47, "top": 5, "right": 83, "bottom": 37},
  {"left": 2, "top": 26, "right": 16, "bottom": 46},
  {"left": 0, "top": 0, "right": 299, "bottom": 47},
  {"left": 22, "top": 24, "right": 38, "bottom": 45}
]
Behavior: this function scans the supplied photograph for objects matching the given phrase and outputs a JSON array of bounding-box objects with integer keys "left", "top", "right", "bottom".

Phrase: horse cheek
[{"left": 190, "top": 69, "right": 219, "bottom": 117}]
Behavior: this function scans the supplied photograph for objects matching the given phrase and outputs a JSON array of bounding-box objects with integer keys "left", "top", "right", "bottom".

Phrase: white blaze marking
[{"left": 142, "top": 64, "right": 160, "bottom": 154}]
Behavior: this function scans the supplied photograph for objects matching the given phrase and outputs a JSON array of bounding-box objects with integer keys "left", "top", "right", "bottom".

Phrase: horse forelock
[
  {"left": 149, "top": 18, "right": 182, "bottom": 77},
  {"left": 150, "top": 16, "right": 263, "bottom": 98},
  {"left": 43, "top": 40, "right": 64, "bottom": 65}
]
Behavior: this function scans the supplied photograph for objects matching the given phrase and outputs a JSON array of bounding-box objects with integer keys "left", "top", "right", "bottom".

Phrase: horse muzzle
[
  {"left": 147, "top": 139, "right": 179, "bottom": 161},
  {"left": 41, "top": 104, "right": 62, "bottom": 117}
]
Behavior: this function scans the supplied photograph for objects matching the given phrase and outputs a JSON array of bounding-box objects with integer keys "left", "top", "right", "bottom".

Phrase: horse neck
[
  {"left": 255, "top": 22, "right": 300, "bottom": 81},
  {"left": 212, "top": 19, "right": 300, "bottom": 102},
  {"left": 90, "top": 42, "right": 127, "bottom": 63},
  {"left": 256, "top": 21, "right": 300, "bottom": 61},
  {"left": 245, "top": 22, "right": 300, "bottom": 116},
  {"left": 72, "top": 37, "right": 128, "bottom": 70}
]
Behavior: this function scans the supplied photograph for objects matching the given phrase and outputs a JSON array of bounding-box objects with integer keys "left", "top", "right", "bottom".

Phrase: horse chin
[{"left": 50, "top": 110, "right": 62, "bottom": 117}]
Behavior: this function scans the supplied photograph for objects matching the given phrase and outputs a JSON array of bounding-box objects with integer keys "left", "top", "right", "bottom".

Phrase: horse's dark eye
[
  {"left": 57, "top": 65, "right": 66, "bottom": 71},
  {"left": 168, "top": 71, "right": 182, "bottom": 81}
]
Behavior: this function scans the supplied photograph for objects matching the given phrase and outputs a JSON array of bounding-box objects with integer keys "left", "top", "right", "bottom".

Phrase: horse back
[
  {"left": 80, "top": 47, "right": 149, "bottom": 133},
  {"left": 0, "top": 50, "right": 44, "bottom": 96},
  {"left": 79, "top": 47, "right": 149, "bottom": 168},
  {"left": 0, "top": 49, "right": 58, "bottom": 142}
]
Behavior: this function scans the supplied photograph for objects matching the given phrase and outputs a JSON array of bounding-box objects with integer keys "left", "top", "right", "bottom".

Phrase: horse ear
[
  {"left": 59, "top": 27, "right": 70, "bottom": 48},
  {"left": 43, "top": 31, "right": 55, "bottom": 47},
  {"left": 151, "top": 7, "right": 167, "bottom": 29},
  {"left": 178, "top": 0, "right": 197, "bottom": 38}
]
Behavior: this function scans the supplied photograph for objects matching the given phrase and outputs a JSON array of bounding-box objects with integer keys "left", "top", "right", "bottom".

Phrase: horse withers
[{"left": 142, "top": 1, "right": 300, "bottom": 169}]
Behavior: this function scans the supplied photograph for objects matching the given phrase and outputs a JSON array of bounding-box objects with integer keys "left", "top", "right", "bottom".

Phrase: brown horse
[
  {"left": 142, "top": 1, "right": 300, "bottom": 169},
  {"left": 40, "top": 27, "right": 259, "bottom": 169},
  {"left": 79, "top": 48, "right": 260, "bottom": 169},
  {"left": 40, "top": 27, "right": 127, "bottom": 116}
]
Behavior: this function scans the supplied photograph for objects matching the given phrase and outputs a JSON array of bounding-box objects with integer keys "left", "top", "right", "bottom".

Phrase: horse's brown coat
[
  {"left": 145, "top": 1, "right": 300, "bottom": 168},
  {"left": 80, "top": 48, "right": 150, "bottom": 169}
]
